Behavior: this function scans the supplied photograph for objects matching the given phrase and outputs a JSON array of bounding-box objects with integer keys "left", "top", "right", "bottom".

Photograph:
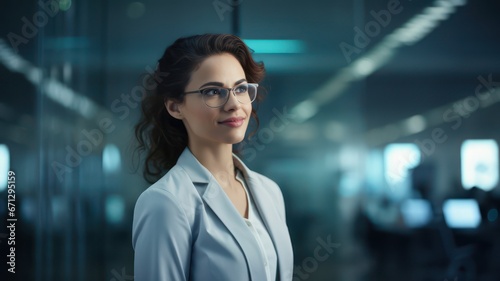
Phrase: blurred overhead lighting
[
  {"left": 243, "top": 39, "right": 305, "bottom": 54},
  {"left": 0, "top": 39, "right": 103, "bottom": 120},
  {"left": 365, "top": 87, "right": 500, "bottom": 146},
  {"left": 281, "top": 123, "right": 317, "bottom": 141},
  {"left": 403, "top": 114, "right": 427, "bottom": 135},
  {"left": 352, "top": 58, "right": 376, "bottom": 77},
  {"left": 291, "top": 100, "right": 318, "bottom": 123},
  {"left": 290, "top": 0, "right": 467, "bottom": 123}
]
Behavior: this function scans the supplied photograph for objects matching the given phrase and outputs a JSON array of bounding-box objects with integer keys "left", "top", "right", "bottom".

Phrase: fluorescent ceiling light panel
[{"left": 243, "top": 39, "right": 305, "bottom": 54}]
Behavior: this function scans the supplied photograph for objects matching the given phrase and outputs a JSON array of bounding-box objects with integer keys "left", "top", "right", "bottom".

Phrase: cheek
[
  {"left": 244, "top": 105, "right": 253, "bottom": 119},
  {"left": 186, "top": 106, "right": 218, "bottom": 126}
]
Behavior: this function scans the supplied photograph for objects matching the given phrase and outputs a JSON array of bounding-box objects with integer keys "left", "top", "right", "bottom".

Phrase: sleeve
[{"left": 132, "top": 188, "right": 192, "bottom": 281}]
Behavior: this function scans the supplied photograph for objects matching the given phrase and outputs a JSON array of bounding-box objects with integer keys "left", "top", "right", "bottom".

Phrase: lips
[
  {"left": 218, "top": 117, "right": 245, "bottom": 128},
  {"left": 219, "top": 117, "right": 244, "bottom": 123}
]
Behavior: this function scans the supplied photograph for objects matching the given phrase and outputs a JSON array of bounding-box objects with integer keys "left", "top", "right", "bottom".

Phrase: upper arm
[{"left": 132, "top": 188, "right": 192, "bottom": 281}]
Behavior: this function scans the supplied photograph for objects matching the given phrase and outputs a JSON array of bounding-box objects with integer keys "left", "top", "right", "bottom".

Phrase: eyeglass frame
[{"left": 184, "top": 83, "right": 259, "bottom": 108}]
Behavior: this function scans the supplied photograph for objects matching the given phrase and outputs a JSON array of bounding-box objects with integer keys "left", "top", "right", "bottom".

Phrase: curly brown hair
[{"left": 134, "top": 34, "right": 266, "bottom": 183}]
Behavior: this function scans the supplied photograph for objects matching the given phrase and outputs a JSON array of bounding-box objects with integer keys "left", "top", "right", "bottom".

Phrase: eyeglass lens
[{"left": 201, "top": 84, "right": 257, "bottom": 107}]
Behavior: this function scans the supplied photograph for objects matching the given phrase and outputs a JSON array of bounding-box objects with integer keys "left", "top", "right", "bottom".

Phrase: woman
[{"left": 132, "top": 34, "right": 294, "bottom": 281}]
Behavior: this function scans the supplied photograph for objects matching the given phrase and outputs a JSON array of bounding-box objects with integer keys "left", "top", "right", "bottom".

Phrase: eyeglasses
[{"left": 184, "top": 83, "right": 258, "bottom": 108}]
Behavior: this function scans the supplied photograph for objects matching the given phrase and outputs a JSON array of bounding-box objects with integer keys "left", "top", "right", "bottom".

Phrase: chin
[
  {"left": 215, "top": 124, "right": 248, "bottom": 144},
  {"left": 224, "top": 135, "right": 246, "bottom": 144},
  {"left": 218, "top": 132, "right": 246, "bottom": 144}
]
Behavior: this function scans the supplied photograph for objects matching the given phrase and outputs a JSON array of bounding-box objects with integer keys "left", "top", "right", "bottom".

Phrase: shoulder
[
  {"left": 136, "top": 165, "right": 200, "bottom": 204},
  {"left": 133, "top": 165, "right": 201, "bottom": 232}
]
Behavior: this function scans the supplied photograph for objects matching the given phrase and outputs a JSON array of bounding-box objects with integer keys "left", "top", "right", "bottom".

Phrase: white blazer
[{"left": 132, "top": 147, "right": 294, "bottom": 281}]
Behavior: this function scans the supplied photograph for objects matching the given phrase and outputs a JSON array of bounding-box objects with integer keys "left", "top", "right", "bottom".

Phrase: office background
[{"left": 1, "top": 0, "right": 500, "bottom": 280}]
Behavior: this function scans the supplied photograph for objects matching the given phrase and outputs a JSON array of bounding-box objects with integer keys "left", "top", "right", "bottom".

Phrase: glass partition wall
[{"left": 0, "top": 1, "right": 135, "bottom": 280}]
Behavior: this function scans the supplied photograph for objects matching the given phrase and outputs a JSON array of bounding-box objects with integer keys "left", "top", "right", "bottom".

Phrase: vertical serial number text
[{"left": 6, "top": 171, "right": 16, "bottom": 274}]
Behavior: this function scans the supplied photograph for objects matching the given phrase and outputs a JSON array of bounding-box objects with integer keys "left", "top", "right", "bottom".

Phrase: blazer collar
[
  {"left": 176, "top": 147, "right": 214, "bottom": 184},
  {"left": 176, "top": 147, "right": 291, "bottom": 281},
  {"left": 176, "top": 147, "right": 267, "bottom": 281},
  {"left": 175, "top": 146, "right": 257, "bottom": 185}
]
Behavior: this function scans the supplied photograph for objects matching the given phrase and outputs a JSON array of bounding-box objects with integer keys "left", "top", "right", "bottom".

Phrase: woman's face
[{"left": 174, "top": 53, "right": 252, "bottom": 147}]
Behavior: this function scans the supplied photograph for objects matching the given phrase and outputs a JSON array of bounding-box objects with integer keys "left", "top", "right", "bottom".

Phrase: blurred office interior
[{"left": 1, "top": 0, "right": 500, "bottom": 280}]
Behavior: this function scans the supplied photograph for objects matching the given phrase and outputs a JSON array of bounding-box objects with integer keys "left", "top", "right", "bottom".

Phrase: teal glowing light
[
  {"left": 243, "top": 39, "right": 305, "bottom": 54},
  {"left": 103, "top": 144, "right": 121, "bottom": 173},
  {"left": 105, "top": 195, "right": 125, "bottom": 224}
]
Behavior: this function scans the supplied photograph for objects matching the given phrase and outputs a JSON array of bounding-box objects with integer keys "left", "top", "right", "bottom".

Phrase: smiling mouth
[{"left": 218, "top": 117, "right": 245, "bottom": 128}]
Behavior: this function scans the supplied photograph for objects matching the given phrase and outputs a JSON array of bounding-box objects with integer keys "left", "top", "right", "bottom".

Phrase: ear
[{"left": 165, "top": 99, "right": 183, "bottom": 120}]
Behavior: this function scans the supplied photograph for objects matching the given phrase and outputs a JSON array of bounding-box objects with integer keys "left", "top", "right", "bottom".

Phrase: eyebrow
[{"left": 199, "top": 78, "right": 247, "bottom": 88}]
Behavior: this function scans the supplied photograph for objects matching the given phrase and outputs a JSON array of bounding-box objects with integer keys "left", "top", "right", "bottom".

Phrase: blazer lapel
[
  {"left": 233, "top": 156, "right": 293, "bottom": 281},
  {"left": 176, "top": 148, "right": 267, "bottom": 281},
  {"left": 246, "top": 176, "right": 293, "bottom": 281}
]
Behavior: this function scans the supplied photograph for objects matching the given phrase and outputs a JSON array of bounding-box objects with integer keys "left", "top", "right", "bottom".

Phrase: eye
[
  {"left": 201, "top": 88, "right": 222, "bottom": 97},
  {"left": 234, "top": 84, "right": 248, "bottom": 94}
]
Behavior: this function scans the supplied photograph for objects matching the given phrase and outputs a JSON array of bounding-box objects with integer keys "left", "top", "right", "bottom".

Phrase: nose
[{"left": 223, "top": 90, "right": 241, "bottom": 111}]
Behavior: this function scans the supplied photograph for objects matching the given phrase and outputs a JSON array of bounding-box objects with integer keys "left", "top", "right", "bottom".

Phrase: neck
[{"left": 188, "top": 142, "right": 236, "bottom": 182}]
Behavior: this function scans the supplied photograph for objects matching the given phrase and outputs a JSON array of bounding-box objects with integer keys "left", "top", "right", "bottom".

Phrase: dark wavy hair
[{"left": 134, "top": 34, "right": 266, "bottom": 183}]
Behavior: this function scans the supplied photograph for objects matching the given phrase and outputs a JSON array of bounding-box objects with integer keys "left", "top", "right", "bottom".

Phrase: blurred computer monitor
[{"left": 442, "top": 199, "right": 482, "bottom": 229}]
